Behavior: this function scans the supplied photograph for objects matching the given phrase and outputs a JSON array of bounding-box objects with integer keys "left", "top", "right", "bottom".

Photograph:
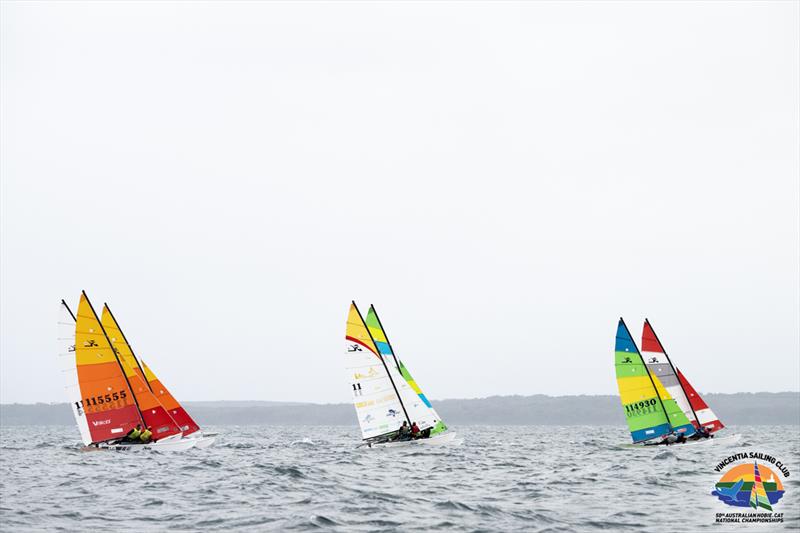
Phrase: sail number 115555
[{"left": 74, "top": 390, "right": 128, "bottom": 410}]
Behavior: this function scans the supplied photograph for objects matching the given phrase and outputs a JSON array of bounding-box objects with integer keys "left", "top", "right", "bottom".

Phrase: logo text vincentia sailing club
[{"left": 711, "top": 451, "right": 789, "bottom": 525}]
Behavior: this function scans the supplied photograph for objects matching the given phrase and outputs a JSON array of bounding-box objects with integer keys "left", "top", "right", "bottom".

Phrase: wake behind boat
[{"left": 345, "top": 302, "right": 456, "bottom": 449}]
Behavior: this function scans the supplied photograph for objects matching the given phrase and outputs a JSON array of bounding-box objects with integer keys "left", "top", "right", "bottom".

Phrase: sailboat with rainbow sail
[
  {"left": 59, "top": 292, "right": 195, "bottom": 451},
  {"left": 613, "top": 317, "right": 738, "bottom": 446},
  {"left": 345, "top": 302, "right": 456, "bottom": 447}
]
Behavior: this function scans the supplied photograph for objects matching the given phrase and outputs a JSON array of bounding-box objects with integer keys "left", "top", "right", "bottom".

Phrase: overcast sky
[{"left": 1, "top": 2, "right": 798, "bottom": 405}]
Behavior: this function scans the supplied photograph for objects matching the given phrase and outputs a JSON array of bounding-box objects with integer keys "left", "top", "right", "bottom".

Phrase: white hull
[
  {"left": 634, "top": 432, "right": 741, "bottom": 448},
  {"left": 84, "top": 438, "right": 197, "bottom": 452},
  {"left": 367, "top": 431, "right": 458, "bottom": 448}
]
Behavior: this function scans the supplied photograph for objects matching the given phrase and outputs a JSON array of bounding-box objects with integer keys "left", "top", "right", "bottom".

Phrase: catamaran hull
[
  {"left": 83, "top": 438, "right": 197, "bottom": 452},
  {"left": 367, "top": 431, "right": 458, "bottom": 448},
  {"left": 633, "top": 433, "right": 742, "bottom": 448}
]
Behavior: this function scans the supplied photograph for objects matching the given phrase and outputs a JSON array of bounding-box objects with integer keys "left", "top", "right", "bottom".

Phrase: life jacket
[
  {"left": 127, "top": 428, "right": 141, "bottom": 440},
  {"left": 139, "top": 429, "right": 153, "bottom": 443}
]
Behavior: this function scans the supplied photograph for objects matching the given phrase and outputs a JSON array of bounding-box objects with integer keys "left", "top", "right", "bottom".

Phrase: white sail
[
  {"left": 345, "top": 303, "right": 406, "bottom": 440},
  {"left": 58, "top": 301, "right": 92, "bottom": 445}
]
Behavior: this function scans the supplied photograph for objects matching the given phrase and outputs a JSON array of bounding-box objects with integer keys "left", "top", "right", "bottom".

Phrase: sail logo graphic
[{"left": 711, "top": 451, "right": 789, "bottom": 525}]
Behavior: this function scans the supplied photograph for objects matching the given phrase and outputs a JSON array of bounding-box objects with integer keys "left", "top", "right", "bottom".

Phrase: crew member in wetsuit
[
  {"left": 139, "top": 426, "right": 153, "bottom": 443},
  {"left": 397, "top": 421, "right": 411, "bottom": 440},
  {"left": 124, "top": 424, "right": 142, "bottom": 443}
]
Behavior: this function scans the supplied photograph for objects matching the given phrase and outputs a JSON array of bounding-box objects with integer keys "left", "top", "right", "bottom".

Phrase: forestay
[
  {"left": 71, "top": 292, "right": 142, "bottom": 445},
  {"left": 365, "top": 305, "right": 447, "bottom": 435},
  {"left": 614, "top": 319, "right": 671, "bottom": 443},
  {"left": 640, "top": 320, "right": 696, "bottom": 436},
  {"left": 345, "top": 302, "right": 407, "bottom": 440}
]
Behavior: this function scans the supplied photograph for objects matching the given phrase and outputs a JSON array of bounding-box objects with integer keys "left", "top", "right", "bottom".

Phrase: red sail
[{"left": 676, "top": 368, "right": 725, "bottom": 433}]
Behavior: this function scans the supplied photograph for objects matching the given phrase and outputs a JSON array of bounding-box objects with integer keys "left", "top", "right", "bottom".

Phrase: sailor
[
  {"left": 421, "top": 427, "right": 432, "bottom": 439},
  {"left": 139, "top": 426, "right": 153, "bottom": 444},
  {"left": 410, "top": 422, "right": 421, "bottom": 439},
  {"left": 125, "top": 424, "right": 142, "bottom": 442},
  {"left": 397, "top": 421, "right": 411, "bottom": 440},
  {"left": 662, "top": 433, "right": 678, "bottom": 445},
  {"left": 690, "top": 425, "right": 710, "bottom": 440}
]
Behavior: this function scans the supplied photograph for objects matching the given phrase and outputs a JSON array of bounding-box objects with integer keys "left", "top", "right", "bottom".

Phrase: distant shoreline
[{"left": 2, "top": 392, "right": 798, "bottom": 426}]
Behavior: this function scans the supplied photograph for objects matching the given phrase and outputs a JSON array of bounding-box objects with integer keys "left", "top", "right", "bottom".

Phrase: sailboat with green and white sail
[{"left": 345, "top": 302, "right": 456, "bottom": 447}]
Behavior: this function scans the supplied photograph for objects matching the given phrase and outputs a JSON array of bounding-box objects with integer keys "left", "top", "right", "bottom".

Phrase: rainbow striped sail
[
  {"left": 614, "top": 318, "right": 671, "bottom": 443},
  {"left": 365, "top": 305, "right": 447, "bottom": 435},
  {"left": 750, "top": 462, "right": 773, "bottom": 511}
]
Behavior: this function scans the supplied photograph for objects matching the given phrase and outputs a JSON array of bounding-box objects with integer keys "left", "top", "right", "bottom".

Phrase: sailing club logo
[{"left": 711, "top": 451, "right": 789, "bottom": 524}]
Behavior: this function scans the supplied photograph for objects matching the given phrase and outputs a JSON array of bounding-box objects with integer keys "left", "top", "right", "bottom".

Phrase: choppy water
[{"left": 1, "top": 425, "right": 798, "bottom": 531}]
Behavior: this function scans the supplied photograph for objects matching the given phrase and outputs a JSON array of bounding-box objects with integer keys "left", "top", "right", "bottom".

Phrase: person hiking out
[
  {"left": 397, "top": 421, "right": 411, "bottom": 440},
  {"left": 125, "top": 424, "right": 142, "bottom": 443},
  {"left": 139, "top": 426, "right": 153, "bottom": 444},
  {"left": 410, "top": 422, "right": 420, "bottom": 438}
]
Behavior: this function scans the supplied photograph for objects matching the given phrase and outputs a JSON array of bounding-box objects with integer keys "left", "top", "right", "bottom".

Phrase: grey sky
[{"left": 1, "top": 2, "right": 798, "bottom": 404}]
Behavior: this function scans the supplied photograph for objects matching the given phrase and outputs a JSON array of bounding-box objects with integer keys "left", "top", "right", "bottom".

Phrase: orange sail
[
  {"left": 140, "top": 359, "right": 201, "bottom": 436},
  {"left": 101, "top": 305, "right": 182, "bottom": 441},
  {"left": 73, "top": 292, "right": 142, "bottom": 443}
]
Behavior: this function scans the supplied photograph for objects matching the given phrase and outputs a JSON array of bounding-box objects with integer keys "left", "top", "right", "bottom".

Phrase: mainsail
[
  {"left": 640, "top": 320, "right": 696, "bottom": 436},
  {"left": 676, "top": 368, "right": 725, "bottom": 433},
  {"left": 614, "top": 318, "right": 671, "bottom": 443},
  {"left": 345, "top": 302, "right": 408, "bottom": 440},
  {"left": 139, "top": 359, "right": 201, "bottom": 436},
  {"left": 365, "top": 305, "right": 447, "bottom": 435},
  {"left": 70, "top": 292, "right": 142, "bottom": 445},
  {"left": 101, "top": 305, "right": 182, "bottom": 440}
]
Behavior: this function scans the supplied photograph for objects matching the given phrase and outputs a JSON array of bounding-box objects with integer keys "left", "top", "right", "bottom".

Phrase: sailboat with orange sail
[
  {"left": 101, "top": 303, "right": 217, "bottom": 449},
  {"left": 58, "top": 291, "right": 195, "bottom": 451}
]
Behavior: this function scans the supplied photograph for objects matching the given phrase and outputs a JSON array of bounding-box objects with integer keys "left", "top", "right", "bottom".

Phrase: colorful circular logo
[{"left": 712, "top": 462, "right": 785, "bottom": 510}]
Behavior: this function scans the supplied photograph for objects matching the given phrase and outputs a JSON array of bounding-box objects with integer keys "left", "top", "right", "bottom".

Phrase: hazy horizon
[{"left": 2, "top": 2, "right": 798, "bottom": 404}]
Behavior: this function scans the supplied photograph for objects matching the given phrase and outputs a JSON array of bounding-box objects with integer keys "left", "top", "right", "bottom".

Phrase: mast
[
  {"left": 352, "top": 301, "right": 411, "bottom": 427},
  {"left": 644, "top": 318, "right": 702, "bottom": 427},
  {"left": 619, "top": 317, "right": 672, "bottom": 432},
  {"left": 61, "top": 299, "right": 77, "bottom": 321},
  {"left": 104, "top": 303, "right": 155, "bottom": 394},
  {"left": 81, "top": 291, "right": 146, "bottom": 427},
  {"left": 368, "top": 305, "right": 403, "bottom": 371}
]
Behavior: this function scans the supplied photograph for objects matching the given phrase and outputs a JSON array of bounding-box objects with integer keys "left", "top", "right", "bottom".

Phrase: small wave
[
  {"left": 275, "top": 465, "right": 306, "bottom": 478},
  {"left": 435, "top": 500, "right": 475, "bottom": 511}
]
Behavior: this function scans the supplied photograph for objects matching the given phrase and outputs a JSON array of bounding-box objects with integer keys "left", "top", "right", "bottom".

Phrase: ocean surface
[{"left": 0, "top": 425, "right": 798, "bottom": 532}]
